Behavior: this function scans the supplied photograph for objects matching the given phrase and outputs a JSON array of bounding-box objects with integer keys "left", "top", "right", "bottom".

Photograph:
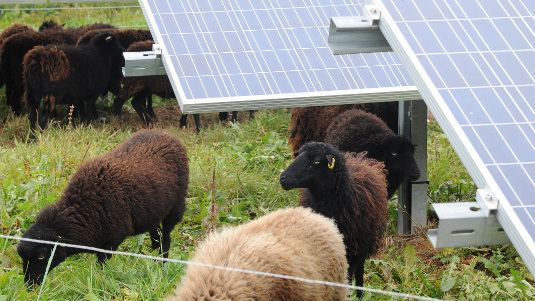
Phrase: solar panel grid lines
[
  {"left": 373, "top": 0, "right": 535, "bottom": 274},
  {"left": 137, "top": 0, "right": 420, "bottom": 113}
]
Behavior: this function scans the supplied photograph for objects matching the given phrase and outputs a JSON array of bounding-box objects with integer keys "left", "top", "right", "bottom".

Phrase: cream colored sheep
[{"left": 167, "top": 207, "right": 348, "bottom": 301}]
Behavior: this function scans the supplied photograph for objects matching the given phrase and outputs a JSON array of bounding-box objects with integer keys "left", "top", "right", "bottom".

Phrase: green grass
[{"left": 0, "top": 3, "right": 534, "bottom": 300}]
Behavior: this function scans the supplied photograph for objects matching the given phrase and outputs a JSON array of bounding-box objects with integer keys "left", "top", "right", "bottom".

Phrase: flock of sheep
[
  {"left": 0, "top": 21, "right": 246, "bottom": 133},
  {"left": 2, "top": 21, "right": 422, "bottom": 300}
]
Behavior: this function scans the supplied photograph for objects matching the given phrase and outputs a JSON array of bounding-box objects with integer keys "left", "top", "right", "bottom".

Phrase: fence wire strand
[
  {"left": 1, "top": 234, "right": 441, "bottom": 301},
  {"left": 0, "top": 5, "right": 140, "bottom": 11}
]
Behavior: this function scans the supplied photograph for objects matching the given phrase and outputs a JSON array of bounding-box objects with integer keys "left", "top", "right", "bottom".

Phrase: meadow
[{"left": 0, "top": 2, "right": 534, "bottom": 300}]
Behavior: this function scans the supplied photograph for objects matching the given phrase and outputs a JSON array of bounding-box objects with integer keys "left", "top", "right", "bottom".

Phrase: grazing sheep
[
  {"left": 23, "top": 32, "right": 124, "bottom": 132},
  {"left": 113, "top": 40, "right": 201, "bottom": 130},
  {"left": 288, "top": 102, "right": 398, "bottom": 152},
  {"left": 325, "top": 109, "right": 420, "bottom": 198},
  {"left": 0, "top": 22, "right": 115, "bottom": 114},
  {"left": 280, "top": 142, "right": 388, "bottom": 298},
  {"left": 17, "top": 129, "right": 189, "bottom": 286},
  {"left": 168, "top": 207, "right": 349, "bottom": 301},
  {"left": 0, "top": 21, "right": 63, "bottom": 93}
]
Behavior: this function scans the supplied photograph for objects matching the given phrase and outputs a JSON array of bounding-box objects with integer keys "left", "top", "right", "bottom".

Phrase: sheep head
[
  {"left": 280, "top": 142, "right": 343, "bottom": 191},
  {"left": 372, "top": 135, "right": 420, "bottom": 181},
  {"left": 17, "top": 223, "right": 68, "bottom": 287}
]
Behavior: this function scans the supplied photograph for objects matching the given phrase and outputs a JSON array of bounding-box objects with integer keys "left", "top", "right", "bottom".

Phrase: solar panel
[
  {"left": 137, "top": 0, "right": 419, "bottom": 113},
  {"left": 373, "top": 0, "right": 535, "bottom": 274}
]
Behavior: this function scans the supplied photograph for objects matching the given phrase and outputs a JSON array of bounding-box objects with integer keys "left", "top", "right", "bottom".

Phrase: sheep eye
[{"left": 391, "top": 152, "right": 398, "bottom": 156}]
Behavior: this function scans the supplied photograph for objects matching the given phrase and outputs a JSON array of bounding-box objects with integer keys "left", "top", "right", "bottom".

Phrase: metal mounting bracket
[
  {"left": 427, "top": 202, "right": 510, "bottom": 248},
  {"left": 122, "top": 44, "right": 166, "bottom": 77},
  {"left": 328, "top": 5, "right": 392, "bottom": 55},
  {"left": 475, "top": 189, "right": 498, "bottom": 217}
]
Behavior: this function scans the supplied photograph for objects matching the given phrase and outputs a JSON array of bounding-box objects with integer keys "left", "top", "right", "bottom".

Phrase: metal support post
[{"left": 397, "top": 99, "right": 428, "bottom": 234}]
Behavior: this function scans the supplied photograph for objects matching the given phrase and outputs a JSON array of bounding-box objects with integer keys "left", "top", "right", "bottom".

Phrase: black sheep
[
  {"left": 113, "top": 40, "right": 201, "bottom": 130},
  {"left": 17, "top": 129, "right": 189, "bottom": 286},
  {"left": 0, "top": 22, "right": 115, "bottom": 114},
  {"left": 288, "top": 102, "right": 398, "bottom": 152},
  {"left": 23, "top": 32, "right": 124, "bottom": 132},
  {"left": 325, "top": 109, "right": 420, "bottom": 199},
  {"left": 280, "top": 142, "right": 388, "bottom": 298}
]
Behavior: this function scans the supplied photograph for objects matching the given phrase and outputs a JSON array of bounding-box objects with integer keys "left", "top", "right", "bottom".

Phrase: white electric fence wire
[
  {"left": 1, "top": 235, "right": 441, "bottom": 301},
  {"left": 0, "top": 5, "right": 139, "bottom": 11}
]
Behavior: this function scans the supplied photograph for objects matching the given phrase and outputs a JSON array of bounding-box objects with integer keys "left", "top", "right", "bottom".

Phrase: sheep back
[
  {"left": 288, "top": 102, "right": 399, "bottom": 152},
  {"left": 76, "top": 28, "right": 153, "bottom": 49},
  {"left": 169, "top": 207, "right": 348, "bottom": 301}
]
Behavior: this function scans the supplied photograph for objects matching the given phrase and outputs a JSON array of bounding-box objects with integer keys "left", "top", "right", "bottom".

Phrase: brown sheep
[
  {"left": 288, "top": 102, "right": 399, "bottom": 152},
  {"left": 18, "top": 129, "right": 189, "bottom": 286},
  {"left": 0, "top": 22, "right": 116, "bottom": 114},
  {"left": 280, "top": 142, "right": 388, "bottom": 298},
  {"left": 23, "top": 32, "right": 125, "bottom": 133},
  {"left": 168, "top": 207, "right": 349, "bottom": 301}
]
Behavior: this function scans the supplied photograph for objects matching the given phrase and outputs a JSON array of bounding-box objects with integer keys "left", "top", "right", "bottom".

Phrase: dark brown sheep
[
  {"left": 23, "top": 32, "right": 124, "bottom": 133},
  {"left": 288, "top": 102, "right": 399, "bottom": 152},
  {"left": 17, "top": 129, "right": 189, "bottom": 286},
  {"left": 280, "top": 142, "right": 388, "bottom": 298},
  {"left": 0, "top": 22, "right": 115, "bottom": 114},
  {"left": 325, "top": 109, "right": 420, "bottom": 199},
  {"left": 0, "top": 21, "right": 63, "bottom": 95},
  {"left": 113, "top": 40, "right": 201, "bottom": 131}
]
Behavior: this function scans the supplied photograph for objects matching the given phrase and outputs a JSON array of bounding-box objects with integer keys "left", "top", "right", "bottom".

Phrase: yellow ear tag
[{"left": 328, "top": 158, "right": 335, "bottom": 169}]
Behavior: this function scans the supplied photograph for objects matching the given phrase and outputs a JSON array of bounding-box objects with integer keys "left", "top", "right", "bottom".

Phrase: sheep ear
[
  {"left": 326, "top": 155, "right": 335, "bottom": 170},
  {"left": 105, "top": 36, "right": 112, "bottom": 42}
]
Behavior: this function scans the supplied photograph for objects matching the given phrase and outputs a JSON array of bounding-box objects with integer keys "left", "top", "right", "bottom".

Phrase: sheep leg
[
  {"left": 146, "top": 94, "right": 156, "bottom": 118},
  {"left": 160, "top": 208, "right": 182, "bottom": 258},
  {"left": 85, "top": 100, "right": 97, "bottom": 124},
  {"left": 96, "top": 252, "right": 112, "bottom": 265},
  {"left": 179, "top": 114, "right": 188, "bottom": 129},
  {"left": 352, "top": 258, "right": 365, "bottom": 299},
  {"left": 218, "top": 112, "right": 228, "bottom": 121},
  {"left": 149, "top": 226, "right": 162, "bottom": 250},
  {"left": 193, "top": 114, "right": 201, "bottom": 133},
  {"left": 131, "top": 92, "right": 152, "bottom": 125},
  {"left": 6, "top": 84, "right": 23, "bottom": 115},
  {"left": 113, "top": 95, "right": 128, "bottom": 117},
  {"left": 231, "top": 111, "right": 238, "bottom": 122},
  {"left": 249, "top": 110, "right": 255, "bottom": 119}
]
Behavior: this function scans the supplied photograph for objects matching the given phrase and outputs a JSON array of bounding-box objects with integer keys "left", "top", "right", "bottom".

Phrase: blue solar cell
[
  {"left": 498, "top": 124, "right": 535, "bottom": 162},
  {"left": 448, "top": 89, "right": 491, "bottom": 125},
  {"left": 487, "top": 165, "right": 521, "bottom": 207},
  {"left": 449, "top": 54, "right": 489, "bottom": 87},
  {"left": 428, "top": 22, "right": 465, "bottom": 53},
  {"left": 475, "top": 126, "right": 519, "bottom": 164},
  {"left": 428, "top": 54, "right": 467, "bottom": 88},
  {"left": 501, "top": 164, "right": 535, "bottom": 205}
]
